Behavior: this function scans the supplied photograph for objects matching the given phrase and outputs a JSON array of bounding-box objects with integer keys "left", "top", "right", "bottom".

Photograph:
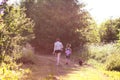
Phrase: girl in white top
[{"left": 53, "top": 38, "right": 63, "bottom": 65}]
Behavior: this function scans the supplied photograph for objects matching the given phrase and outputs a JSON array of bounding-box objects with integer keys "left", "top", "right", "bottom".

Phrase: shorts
[
  {"left": 55, "top": 50, "right": 62, "bottom": 53},
  {"left": 66, "top": 55, "right": 70, "bottom": 59}
]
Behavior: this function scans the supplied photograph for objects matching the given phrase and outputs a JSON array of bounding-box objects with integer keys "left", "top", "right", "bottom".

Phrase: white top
[{"left": 54, "top": 41, "right": 63, "bottom": 51}]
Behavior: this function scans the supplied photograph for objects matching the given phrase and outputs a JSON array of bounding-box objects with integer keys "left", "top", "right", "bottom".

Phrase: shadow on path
[{"left": 22, "top": 54, "right": 109, "bottom": 80}]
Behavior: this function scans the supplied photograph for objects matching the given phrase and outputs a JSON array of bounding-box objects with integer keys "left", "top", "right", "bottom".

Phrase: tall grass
[
  {"left": 86, "top": 42, "right": 120, "bottom": 71},
  {"left": 85, "top": 42, "right": 120, "bottom": 79},
  {"left": 87, "top": 43, "right": 118, "bottom": 62}
]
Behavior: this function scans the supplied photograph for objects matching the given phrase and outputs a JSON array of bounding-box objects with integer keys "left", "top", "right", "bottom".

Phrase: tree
[
  {"left": 99, "top": 18, "right": 119, "bottom": 43},
  {"left": 0, "top": 1, "right": 34, "bottom": 61},
  {"left": 0, "top": 1, "right": 34, "bottom": 79},
  {"left": 81, "top": 19, "right": 100, "bottom": 43},
  {"left": 21, "top": 0, "right": 92, "bottom": 53}
]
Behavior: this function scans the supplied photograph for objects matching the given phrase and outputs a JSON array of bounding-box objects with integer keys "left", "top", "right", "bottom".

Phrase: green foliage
[
  {"left": 99, "top": 18, "right": 120, "bottom": 43},
  {"left": 0, "top": 54, "right": 31, "bottom": 80},
  {"left": 102, "top": 18, "right": 120, "bottom": 71},
  {"left": 72, "top": 45, "right": 90, "bottom": 62},
  {"left": 20, "top": 43, "right": 36, "bottom": 64},
  {"left": 22, "top": 0, "right": 92, "bottom": 53},
  {"left": 87, "top": 59, "right": 120, "bottom": 80},
  {"left": 81, "top": 20, "right": 100, "bottom": 43},
  {"left": 0, "top": 4, "right": 34, "bottom": 56},
  {"left": 116, "top": 18, "right": 120, "bottom": 47},
  {"left": 0, "top": 2, "right": 34, "bottom": 79},
  {"left": 87, "top": 43, "right": 120, "bottom": 71},
  {"left": 103, "top": 71, "right": 120, "bottom": 80},
  {"left": 87, "top": 43, "right": 117, "bottom": 62},
  {"left": 87, "top": 59, "right": 105, "bottom": 70},
  {"left": 105, "top": 53, "right": 120, "bottom": 71}
]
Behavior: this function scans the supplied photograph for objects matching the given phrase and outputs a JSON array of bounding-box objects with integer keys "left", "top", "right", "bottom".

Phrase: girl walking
[
  {"left": 53, "top": 38, "right": 63, "bottom": 65},
  {"left": 65, "top": 43, "right": 72, "bottom": 65}
]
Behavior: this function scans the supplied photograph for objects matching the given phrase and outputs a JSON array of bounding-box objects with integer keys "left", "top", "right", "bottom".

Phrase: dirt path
[{"left": 23, "top": 54, "right": 109, "bottom": 80}]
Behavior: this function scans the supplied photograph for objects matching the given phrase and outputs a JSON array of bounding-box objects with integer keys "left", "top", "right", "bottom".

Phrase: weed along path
[{"left": 23, "top": 54, "right": 110, "bottom": 80}]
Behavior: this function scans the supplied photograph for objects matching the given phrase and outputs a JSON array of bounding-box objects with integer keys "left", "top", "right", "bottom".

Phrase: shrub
[
  {"left": 0, "top": 2, "right": 34, "bottom": 57},
  {"left": 71, "top": 45, "right": 90, "bottom": 63},
  {"left": 86, "top": 43, "right": 120, "bottom": 71},
  {"left": 20, "top": 43, "right": 36, "bottom": 64},
  {"left": 0, "top": 1, "right": 34, "bottom": 79},
  {"left": 0, "top": 54, "right": 30, "bottom": 80},
  {"left": 87, "top": 43, "right": 117, "bottom": 62},
  {"left": 105, "top": 53, "right": 120, "bottom": 71}
]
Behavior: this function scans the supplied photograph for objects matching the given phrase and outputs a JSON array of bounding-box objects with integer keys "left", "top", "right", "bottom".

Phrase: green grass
[
  {"left": 61, "top": 58, "right": 120, "bottom": 80},
  {"left": 103, "top": 71, "right": 120, "bottom": 80}
]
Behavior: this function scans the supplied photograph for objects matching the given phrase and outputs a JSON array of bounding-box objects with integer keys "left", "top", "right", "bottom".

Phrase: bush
[
  {"left": 87, "top": 43, "right": 117, "bottom": 62},
  {"left": 105, "top": 53, "right": 120, "bottom": 71},
  {"left": 0, "top": 3, "right": 34, "bottom": 57},
  {"left": 0, "top": 54, "right": 30, "bottom": 80},
  {"left": 20, "top": 43, "right": 36, "bottom": 64},
  {"left": 70, "top": 45, "right": 90, "bottom": 64},
  {"left": 0, "top": 2, "right": 34, "bottom": 79},
  {"left": 86, "top": 43, "right": 120, "bottom": 71}
]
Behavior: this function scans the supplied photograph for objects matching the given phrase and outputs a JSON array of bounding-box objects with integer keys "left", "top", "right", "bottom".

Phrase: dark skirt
[{"left": 55, "top": 50, "right": 62, "bottom": 53}]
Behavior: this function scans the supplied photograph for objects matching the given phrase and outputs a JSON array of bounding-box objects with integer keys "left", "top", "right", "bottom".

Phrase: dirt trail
[{"left": 23, "top": 54, "right": 109, "bottom": 80}]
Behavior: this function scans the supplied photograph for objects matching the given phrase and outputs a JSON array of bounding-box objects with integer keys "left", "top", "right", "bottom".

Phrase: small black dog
[{"left": 79, "top": 59, "right": 83, "bottom": 66}]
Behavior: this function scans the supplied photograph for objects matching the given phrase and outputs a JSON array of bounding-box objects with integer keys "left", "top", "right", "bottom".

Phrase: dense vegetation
[
  {"left": 99, "top": 18, "right": 120, "bottom": 43},
  {"left": 0, "top": 0, "right": 34, "bottom": 79},
  {"left": 21, "top": 0, "right": 94, "bottom": 53},
  {"left": 0, "top": 0, "right": 120, "bottom": 79}
]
